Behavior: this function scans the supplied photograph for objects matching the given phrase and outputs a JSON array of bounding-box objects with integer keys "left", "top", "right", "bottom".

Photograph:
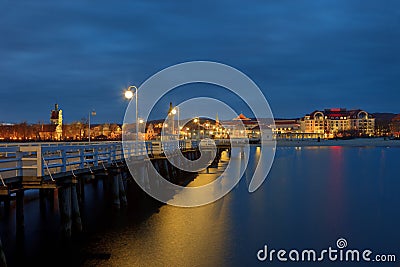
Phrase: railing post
[
  {"left": 116, "top": 144, "right": 120, "bottom": 161},
  {"left": 114, "top": 144, "right": 118, "bottom": 161},
  {"left": 94, "top": 145, "right": 99, "bottom": 167},
  {"left": 140, "top": 141, "right": 144, "bottom": 156},
  {"left": 61, "top": 148, "right": 67, "bottom": 173},
  {"left": 127, "top": 144, "right": 132, "bottom": 158},
  {"left": 36, "top": 146, "right": 43, "bottom": 177},
  {"left": 146, "top": 141, "right": 153, "bottom": 157},
  {"left": 16, "top": 150, "right": 23, "bottom": 177},
  {"left": 79, "top": 148, "right": 85, "bottom": 169},
  {"left": 107, "top": 145, "right": 110, "bottom": 162},
  {"left": 110, "top": 145, "right": 114, "bottom": 162}
]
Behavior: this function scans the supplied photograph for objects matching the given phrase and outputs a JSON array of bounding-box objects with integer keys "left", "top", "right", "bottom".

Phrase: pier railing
[{"left": 0, "top": 140, "right": 201, "bottom": 182}]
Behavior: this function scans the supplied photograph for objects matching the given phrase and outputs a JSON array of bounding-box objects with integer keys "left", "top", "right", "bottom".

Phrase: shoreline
[
  {"left": 1, "top": 138, "right": 400, "bottom": 148},
  {"left": 275, "top": 138, "right": 400, "bottom": 147}
]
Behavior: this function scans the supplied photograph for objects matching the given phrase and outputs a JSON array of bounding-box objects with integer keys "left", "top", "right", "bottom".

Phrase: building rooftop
[
  {"left": 392, "top": 114, "right": 400, "bottom": 121},
  {"left": 306, "top": 109, "right": 374, "bottom": 119},
  {"left": 233, "top": 113, "right": 251, "bottom": 121}
]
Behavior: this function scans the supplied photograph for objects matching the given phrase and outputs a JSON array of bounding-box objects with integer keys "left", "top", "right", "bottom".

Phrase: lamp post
[
  {"left": 88, "top": 109, "right": 96, "bottom": 143},
  {"left": 124, "top": 86, "right": 139, "bottom": 141},
  {"left": 194, "top": 117, "right": 200, "bottom": 141},
  {"left": 171, "top": 106, "right": 180, "bottom": 138}
]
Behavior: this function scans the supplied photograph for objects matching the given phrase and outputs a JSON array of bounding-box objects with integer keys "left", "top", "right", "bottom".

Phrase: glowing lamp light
[
  {"left": 171, "top": 108, "right": 177, "bottom": 115},
  {"left": 124, "top": 90, "right": 134, "bottom": 99}
]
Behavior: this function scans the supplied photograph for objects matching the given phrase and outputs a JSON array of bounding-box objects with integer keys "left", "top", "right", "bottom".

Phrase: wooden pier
[{"left": 0, "top": 140, "right": 230, "bottom": 266}]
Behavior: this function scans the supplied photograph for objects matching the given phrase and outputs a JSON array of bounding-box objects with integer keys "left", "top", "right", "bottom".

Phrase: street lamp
[
  {"left": 124, "top": 89, "right": 133, "bottom": 100},
  {"left": 88, "top": 109, "right": 96, "bottom": 143},
  {"left": 139, "top": 119, "right": 145, "bottom": 138},
  {"left": 171, "top": 106, "right": 180, "bottom": 138},
  {"left": 124, "top": 85, "right": 139, "bottom": 141},
  {"left": 193, "top": 117, "right": 200, "bottom": 140}
]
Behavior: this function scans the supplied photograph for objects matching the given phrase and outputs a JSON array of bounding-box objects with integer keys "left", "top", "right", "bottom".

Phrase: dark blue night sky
[{"left": 0, "top": 0, "right": 399, "bottom": 123}]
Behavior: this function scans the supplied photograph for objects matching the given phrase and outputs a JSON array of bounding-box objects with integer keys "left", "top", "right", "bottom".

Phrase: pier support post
[
  {"left": 144, "top": 160, "right": 150, "bottom": 191},
  {"left": 102, "top": 172, "right": 110, "bottom": 195},
  {"left": 71, "top": 184, "right": 82, "bottom": 233},
  {"left": 163, "top": 160, "right": 170, "bottom": 181},
  {"left": 118, "top": 170, "right": 127, "bottom": 206},
  {"left": 0, "top": 237, "right": 7, "bottom": 267},
  {"left": 112, "top": 174, "right": 120, "bottom": 209},
  {"left": 3, "top": 197, "right": 10, "bottom": 213},
  {"left": 152, "top": 161, "right": 161, "bottom": 190},
  {"left": 58, "top": 186, "right": 72, "bottom": 239},
  {"left": 16, "top": 190, "right": 24, "bottom": 234},
  {"left": 76, "top": 177, "right": 85, "bottom": 204},
  {"left": 48, "top": 189, "right": 55, "bottom": 210},
  {"left": 171, "top": 156, "right": 177, "bottom": 179},
  {"left": 39, "top": 189, "right": 46, "bottom": 216}
]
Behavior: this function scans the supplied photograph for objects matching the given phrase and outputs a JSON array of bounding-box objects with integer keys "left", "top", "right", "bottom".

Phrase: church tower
[{"left": 50, "top": 104, "right": 63, "bottom": 140}]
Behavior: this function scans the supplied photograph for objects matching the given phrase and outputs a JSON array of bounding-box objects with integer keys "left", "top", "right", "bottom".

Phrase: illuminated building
[
  {"left": 272, "top": 120, "right": 303, "bottom": 140},
  {"left": 390, "top": 114, "right": 400, "bottom": 137},
  {"left": 300, "top": 108, "right": 375, "bottom": 138},
  {"left": 145, "top": 123, "right": 158, "bottom": 140},
  {"left": 228, "top": 113, "right": 257, "bottom": 138},
  {"left": 50, "top": 103, "right": 63, "bottom": 140}
]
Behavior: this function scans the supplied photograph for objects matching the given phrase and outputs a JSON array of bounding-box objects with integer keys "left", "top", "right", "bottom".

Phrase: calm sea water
[{"left": 1, "top": 146, "right": 399, "bottom": 266}]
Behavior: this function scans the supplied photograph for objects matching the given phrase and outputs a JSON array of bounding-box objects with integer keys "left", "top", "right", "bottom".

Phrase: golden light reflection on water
[
  {"left": 166, "top": 148, "right": 245, "bottom": 207},
  {"left": 185, "top": 150, "right": 231, "bottom": 188},
  {"left": 150, "top": 193, "right": 233, "bottom": 266},
  {"left": 83, "top": 159, "right": 235, "bottom": 267}
]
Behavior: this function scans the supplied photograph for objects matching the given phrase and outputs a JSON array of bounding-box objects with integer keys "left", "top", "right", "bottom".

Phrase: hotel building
[{"left": 300, "top": 108, "right": 375, "bottom": 138}]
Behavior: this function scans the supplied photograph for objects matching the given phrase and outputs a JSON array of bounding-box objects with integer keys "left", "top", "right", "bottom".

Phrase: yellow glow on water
[{"left": 90, "top": 162, "right": 232, "bottom": 267}]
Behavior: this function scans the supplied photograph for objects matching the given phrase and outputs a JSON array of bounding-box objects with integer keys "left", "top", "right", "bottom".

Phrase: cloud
[{"left": 0, "top": 0, "right": 399, "bottom": 122}]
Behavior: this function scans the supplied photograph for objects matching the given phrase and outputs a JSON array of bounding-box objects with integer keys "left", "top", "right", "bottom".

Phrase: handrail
[{"left": 0, "top": 140, "right": 214, "bottom": 181}]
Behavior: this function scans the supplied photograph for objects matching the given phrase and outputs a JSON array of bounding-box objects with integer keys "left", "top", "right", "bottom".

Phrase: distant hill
[
  {"left": 274, "top": 118, "right": 300, "bottom": 121},
  {"left": 372, "top": 113, "right": 397, "bottom": 132},
  {"left": 372, "top": 113, "right": 397, "bottom": 121}
]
